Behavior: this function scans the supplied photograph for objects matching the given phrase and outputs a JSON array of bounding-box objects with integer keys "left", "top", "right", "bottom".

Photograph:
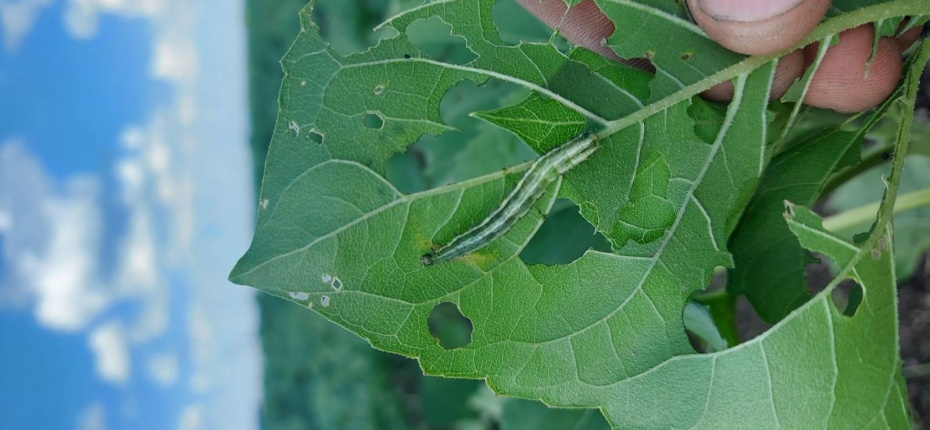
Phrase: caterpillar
[{"left": 421, "top": 132, "right": 598, "bottom": 266}]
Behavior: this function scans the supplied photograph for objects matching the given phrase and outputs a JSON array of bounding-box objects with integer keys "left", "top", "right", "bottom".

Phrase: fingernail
[{"left": 697, "top": 0, "right": 805, "bottom": 22}]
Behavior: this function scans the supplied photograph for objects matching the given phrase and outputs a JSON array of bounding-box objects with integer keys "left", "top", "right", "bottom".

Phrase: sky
[{"left": 0, "top": 1, "right": 261, "bottom": 429}]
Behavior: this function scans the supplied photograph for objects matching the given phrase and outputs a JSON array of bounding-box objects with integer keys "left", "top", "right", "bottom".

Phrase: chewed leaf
[{"left": 233, "top": 0, "right": 927, "bottom": 426}]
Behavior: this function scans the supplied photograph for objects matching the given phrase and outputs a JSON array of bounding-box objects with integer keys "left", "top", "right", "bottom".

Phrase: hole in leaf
[
  {"left": 428, "top": 302, "right": 472, "bottom": 350},
  {"left": 804, "top": 252, "right": 835, "bottom": 296},
  {"left": 384, "top": 79, "right": 533, "bottom": 192},
  {"left": 307, "top": 130, "right": 323, "bottom": 145},
  {"left": 363, "top": 113, "right": 384, "bottom": 129},
  {"left": 683, "top": 301, "right": 728, "bottom": 353},
  {"left": 681, "top": 52, "right": 693, "bottom": 61},
  {"left": 385, "top": 147, "right": 428, "bottom": 194},
  {"left": 521, "top": 199, "right": 610, "bottom": 265},
  {"left": 831, "top": 279, "right": 863, "bottom": 317},
  {"left": 734, "top": 295, "right": 773, "bottom": 343},
  {"left": 492, "top": 0, "right": 570, "bottom": 48},
  {"left": 405, "top": 16, "right": 477, "bottom": 65},
  {"left": 310, "top": 4, "right": 396, "bottom": 55}
]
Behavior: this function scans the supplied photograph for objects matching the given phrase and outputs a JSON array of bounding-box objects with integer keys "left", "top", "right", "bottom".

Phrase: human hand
[{"left": 517, "top": 0, "right": 922, "bottom": 113}]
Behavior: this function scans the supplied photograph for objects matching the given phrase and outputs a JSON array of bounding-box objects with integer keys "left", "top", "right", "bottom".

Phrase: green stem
[
  {"left": 595, "top": 0, "right": 930, "bottom": 139},
  {"left": 864, "top": 37, "right": 930, "bottom": 244},
  {"left": 823, "top": 187, "right": 930, "bottom": 232}
]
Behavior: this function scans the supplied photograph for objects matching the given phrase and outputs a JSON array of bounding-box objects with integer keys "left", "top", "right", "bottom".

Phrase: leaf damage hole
[
  {"left": 831, "top": 279, "right": 863, "bottom": 317},
  {"left": 683, "top": 301, "right": 728, "bottom": 353},
  {"left": 320, "top": 273, "right": 343, "bottom": 291},
  {"left": 307, "top": 130, "right": 323, "bottom": 145},
  {"left": 405, "top": 16, "right": 477, "bottom": 65},
  {"left": 288, "top": 291, "right": 310, "bottom": 301},
  {"left": 520, "top": 199, "right": 610, "bottom": 265},
  {"left": 320, "top": 295, "right": 331, "bottom": 308},
  {"left": 363, "top": 113, "right": 384, "bottom": 129},
  {"left": 288, "top": 120, "right": 301, "bottom": 136},
  {"left": 372, "top": 84, "right": 385, "bottom": 95},
  {"left": 428, "top": 302, "right": 472, "bottom": 350},
  {"left": 681, "top": 52, "right": 693, "bottom": 61}
]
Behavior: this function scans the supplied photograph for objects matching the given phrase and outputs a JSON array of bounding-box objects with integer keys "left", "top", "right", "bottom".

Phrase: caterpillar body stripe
[{"left": 421, "top": 133, "right": 598, "bottom": 265}]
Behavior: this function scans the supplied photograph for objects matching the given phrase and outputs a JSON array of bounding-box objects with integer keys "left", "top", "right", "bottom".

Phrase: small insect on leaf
[{"left": 422, "top": 132, "right": 598, "bottom": 265}]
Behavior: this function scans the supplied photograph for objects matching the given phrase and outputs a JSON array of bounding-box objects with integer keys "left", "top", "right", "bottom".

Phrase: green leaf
[
  {"left": 234, "top": 0, "right": 929, "bottom": 426},
  {"left": 727, "top": 129, "right": 862, "bottom": 323}
]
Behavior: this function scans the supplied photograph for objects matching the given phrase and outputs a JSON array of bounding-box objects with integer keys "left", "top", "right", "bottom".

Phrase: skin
[{"left": 516, "top": 0, "right": 922, "bottom": 113}]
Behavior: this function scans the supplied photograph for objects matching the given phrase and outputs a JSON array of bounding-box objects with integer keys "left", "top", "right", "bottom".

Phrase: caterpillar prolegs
[{"left": 421, "top": 133, "right": 598, "bottom": 265}]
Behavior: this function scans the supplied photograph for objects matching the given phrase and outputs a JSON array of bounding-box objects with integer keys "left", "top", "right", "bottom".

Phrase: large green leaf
[{"left": 233, "top": 0, "right": 927, "bottom": 426}]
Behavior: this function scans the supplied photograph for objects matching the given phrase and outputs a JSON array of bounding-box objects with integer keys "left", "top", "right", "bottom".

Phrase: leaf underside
[{"left": 232, "top": 0, "right": 927, "bottom": 426}]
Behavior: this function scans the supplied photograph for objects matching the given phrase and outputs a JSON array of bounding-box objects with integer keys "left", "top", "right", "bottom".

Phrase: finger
[
  {"left": 687, "top": 0, "right": 832, "bottom": 55},
  {"left": 515, "top": 0, "right": 618, "bottom": 59},
  {"left": 896, "top": 25, "right": 922, "bottom": 51},
  {"left": 701, "top": 50, "right": 805, "bottom": 102},
  {"left": 803, "top": 25, "right": 903, "bottom": 113}
]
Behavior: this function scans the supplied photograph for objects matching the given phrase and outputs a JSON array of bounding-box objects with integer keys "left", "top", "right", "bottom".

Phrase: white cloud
[
  {"left": 30, "top": 179, "right": 109, "bottom": 330},
  {"left": 116, "top": 107, "right": 196, "bottom": 263},
  {"left": 147, "top": 351, "right": 178, "bottom": 387},
  {"left": 0, "top": 141, "right": 111, "bottom": 331},
  {"left": 77, "top": 402, "right": 107, "bottom": 430},
  {"left": 89, "top": 322, "right": 130, "bottom": 384},
  {"left": 64, "top": 0, "right": 165, "bottom": 39},
  {"left": 177, "top": 404, "right": 203, "bottom": 430},
  {"left": 0, "top": 208, "right": 10, "bottom": 231},
  {"left": 152, "top": 36, "right": 197, "bottom": 84},
  {"left": 0, "top": 0, "right": 52, "bottom": 52}
]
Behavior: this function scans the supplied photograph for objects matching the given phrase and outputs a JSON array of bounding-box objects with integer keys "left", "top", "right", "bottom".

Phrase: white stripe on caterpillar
[{"left": 421, "top": 132, "right": 598, "bottom": 265}]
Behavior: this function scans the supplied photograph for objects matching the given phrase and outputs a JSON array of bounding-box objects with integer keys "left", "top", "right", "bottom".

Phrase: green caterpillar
[{"left": 421, "top": 132, "right": 598, "bottom": 266}]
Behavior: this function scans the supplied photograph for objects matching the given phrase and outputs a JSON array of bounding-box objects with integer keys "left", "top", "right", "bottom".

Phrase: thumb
[{"left": 687, "top": 0, "right": 831, "bottom": 55}]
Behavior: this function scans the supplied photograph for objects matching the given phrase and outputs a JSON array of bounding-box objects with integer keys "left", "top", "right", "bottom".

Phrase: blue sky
[{"left": 0, "top": 1, "right": 260, "bottom": 430}]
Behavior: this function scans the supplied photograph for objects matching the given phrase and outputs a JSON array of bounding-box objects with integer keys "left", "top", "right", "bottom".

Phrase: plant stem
[
  {"left": 596, "top": 0, "right": 930, "bottom": 138},
  {"left": 823, "top": 187, "right": 930, "bottom": 232}
]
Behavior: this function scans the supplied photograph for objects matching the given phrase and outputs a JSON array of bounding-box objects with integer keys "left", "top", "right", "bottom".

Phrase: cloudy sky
[{"left": 0, "top": 1, "right": 261, "bottom": 429}]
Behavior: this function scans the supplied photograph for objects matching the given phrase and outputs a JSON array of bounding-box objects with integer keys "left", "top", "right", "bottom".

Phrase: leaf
[
  {"left": 727, "top": 130, "right": 862, "bottom": 323},
  {"left": 233, "top": 0, "right": 929, "bottom": 426}
]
